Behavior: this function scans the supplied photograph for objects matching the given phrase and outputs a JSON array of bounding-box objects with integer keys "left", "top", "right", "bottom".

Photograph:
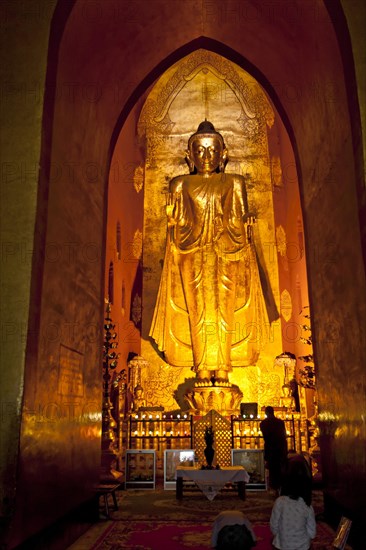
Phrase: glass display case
[
  {"left": 231, "top": 449, "right": 266, "bottom": 490},
  {"left": 163, "top": 449, "right": 196, "bottom": 489},
  {"left": 128, "top": 413, "right": 193, "bottom": 450},
  {"left": 125, "top": 449, "right": 156, "bottom": 489}
]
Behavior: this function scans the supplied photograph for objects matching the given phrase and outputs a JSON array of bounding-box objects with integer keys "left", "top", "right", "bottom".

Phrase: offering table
[{"left": 175, "top": 466, "right": 249, "bottom": 501}]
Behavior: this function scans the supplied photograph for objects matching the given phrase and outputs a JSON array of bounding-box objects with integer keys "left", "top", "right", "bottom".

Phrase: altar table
[{"left": 175, "top": 466, "right": 250, "bottom": 501}]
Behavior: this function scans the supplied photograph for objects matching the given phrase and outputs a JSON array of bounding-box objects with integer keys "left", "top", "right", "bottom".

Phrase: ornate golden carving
[
  {"left": 138, "top": 49, "right": 274, "bottom": 167},
  {"left": 184, "top": 381, "right": 243, "bottom": 417},
  {"left": 131, "top": 293, "right": 141, "bottom": 325},
  {"left": 131, "top": 385, "right": 146, "bottom": 411},
  {"left": 143, "top": 364, "right": 185, "bottom": 410},
  {"left": 132, "top": 229, "right": 142, "bottom": 259},
  {"left": 138, "top": 50, "right": 274, "bottom": 133},
  {"left": 280, "top": 289, "right": 293, "bottom": 322},
  {"left": 133, "top": 165, "right": 144, "bottom": 193},
  {"left": 276, "top": 225, "right": 287, "bottom": 256},
  {"left": 258, "top": 373, "right": 282, "bottom": 407},
  {"left": 281, "top": 384, "right": 295, "bottom": 411}
]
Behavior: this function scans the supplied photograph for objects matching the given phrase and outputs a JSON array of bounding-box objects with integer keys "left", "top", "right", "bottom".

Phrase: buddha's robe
[{"left": 150, "top": 172, "right": 266, "bottom": 372}]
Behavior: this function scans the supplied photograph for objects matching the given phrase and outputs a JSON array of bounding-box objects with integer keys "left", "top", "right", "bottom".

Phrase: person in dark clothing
[
  {"left": 211, "top": 510, "right": 256, "bottom": 550},
  {"left": 260, "top": 406, "right": 288, "bottom": 492},
  {"left": 282, "top": 451, "right": 312, "bottom": 506}
]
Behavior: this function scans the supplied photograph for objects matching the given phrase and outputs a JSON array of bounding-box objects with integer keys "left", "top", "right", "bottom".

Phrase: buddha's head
[
  {"left": 186, "top": 121, "right": 227, "bottom": 175},
  {"left": 134, "top": 385, "right": 143, "bottom": 398}
]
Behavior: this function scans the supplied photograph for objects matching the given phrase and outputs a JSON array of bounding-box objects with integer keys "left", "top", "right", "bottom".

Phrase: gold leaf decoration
[
  {"left": 131, "top": 293, "right": 142, "bottom": 325},
  {"left": 133, "top": 229, "right": 142, "bottom": 259},
  {"left": 280, "top": 289, "right": 292, "bottom": 322},
  {"left": 133, "top": 165, "right": 144, "bottom": 193},
  {"left": 276, "top": 225, "right": 287, "bottom": 256}
]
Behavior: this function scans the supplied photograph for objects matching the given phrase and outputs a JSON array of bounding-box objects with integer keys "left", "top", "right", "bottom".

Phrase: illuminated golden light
[
  {"left": 139, "top": 51, "right": 287, "bottom": 413},
  {"left": 318, "top": 412, "right": 340, "bottom": 422},
  {"left": 334, "top": 427, "right": 344, "bottom": 439}
]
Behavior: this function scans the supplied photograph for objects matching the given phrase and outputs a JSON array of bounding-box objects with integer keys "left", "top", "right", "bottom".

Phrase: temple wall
[
  {"left": 104, "top": 103, "right": 145, "bottom": 370},
  {"left": 0, "top": 0, "right": 58, "bottom": 531}
]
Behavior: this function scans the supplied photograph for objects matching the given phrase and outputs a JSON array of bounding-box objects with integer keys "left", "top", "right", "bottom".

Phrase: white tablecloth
[{"left": 176, "top": 466, "right": 250, "bottom": 501}]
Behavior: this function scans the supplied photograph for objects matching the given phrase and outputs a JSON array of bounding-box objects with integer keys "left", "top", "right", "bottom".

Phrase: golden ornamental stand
[{"left": 101, "top": 303, "right": 123, "bottom": 482}]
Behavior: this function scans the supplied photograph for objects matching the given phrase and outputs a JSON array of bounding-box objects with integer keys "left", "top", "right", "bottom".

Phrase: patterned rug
[
  {"left": 85, "top": 488, "right": 339, "bottom": 550},
  {"left": 113, "top": 487, "right": 278, "bottom": 521},
  {"left": 91, "top": 520, "right": 273, "bottom": 549}
]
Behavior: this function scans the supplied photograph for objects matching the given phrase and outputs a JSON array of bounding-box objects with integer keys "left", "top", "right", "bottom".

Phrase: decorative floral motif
[
  {"left": 131, "top": 294, "right": 142, "bottom": 325},
  {"left": 276, "top": 225, "right": 287, "bottom": 256},
  {"left": 133, "top": 165, "right": 144, "bottom": 193},
  {"left": 132, "top": 229, "right": 143, "bottom": 259},
  {"left": 280, "top": 289, "right": 292, "bottom": 322}
]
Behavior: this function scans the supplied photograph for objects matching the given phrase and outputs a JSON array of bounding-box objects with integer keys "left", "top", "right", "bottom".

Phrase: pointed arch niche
[{"left": 107, "top": 49, "right": 314, "bottom": 415}]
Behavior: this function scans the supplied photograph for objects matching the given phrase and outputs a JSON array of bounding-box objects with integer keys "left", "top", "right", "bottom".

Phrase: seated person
[
  {"left": 270, "top": 472, "right": 316, "bottom": 550},
  {"left": 212, "top": 510, "right": 256, "bottom": 550}
]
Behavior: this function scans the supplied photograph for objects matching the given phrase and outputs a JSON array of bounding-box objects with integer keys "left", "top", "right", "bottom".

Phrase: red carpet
[
  {"left": 90, "top": 489, "right": 339, "bottom": 549},
  {"left": 91, "top": 519, "right": 337, "bottom": 550},
  {"left": 92, "top": 520, "right": 273, "bottom": 549}
]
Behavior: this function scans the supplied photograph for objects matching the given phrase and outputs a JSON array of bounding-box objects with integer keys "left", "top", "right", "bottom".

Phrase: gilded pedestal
[{"left": 184, "top": 380, "right": 243, "bottom": 416}]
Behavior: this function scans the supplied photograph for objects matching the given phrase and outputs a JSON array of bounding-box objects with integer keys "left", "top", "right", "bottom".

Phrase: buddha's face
[{"left": 189, "top": 136, "right": 225, "bottom": 174}]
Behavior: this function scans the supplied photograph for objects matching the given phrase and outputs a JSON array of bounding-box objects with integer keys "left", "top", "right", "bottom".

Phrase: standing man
[{"left": 260, "top": 406, "right": 288, "bottom": 494}]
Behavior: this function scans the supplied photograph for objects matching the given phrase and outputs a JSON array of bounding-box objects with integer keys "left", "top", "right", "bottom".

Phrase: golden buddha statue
[
  {"left": 131, "top": 385, "right": 146, "bottom": 412},
  {"left": 150, "top": 121, "right": 266, "bottom": 390},
  {"left": 280, "top": 384, "right": 295, "bottom": 411}
]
